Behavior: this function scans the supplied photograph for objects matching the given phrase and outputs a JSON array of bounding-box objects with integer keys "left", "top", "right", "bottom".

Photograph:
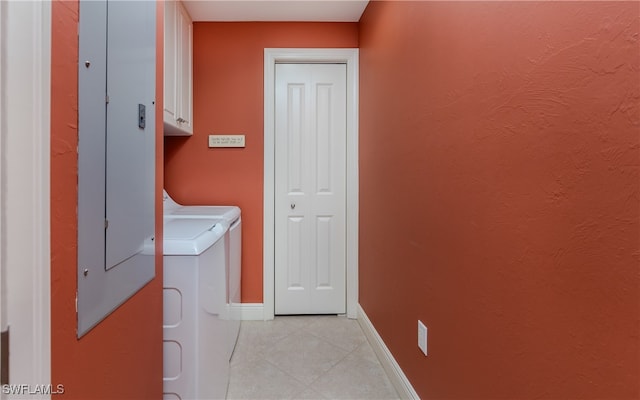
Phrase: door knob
[{"left": 290, "top": 203, "right": 296, "bottom": 210}]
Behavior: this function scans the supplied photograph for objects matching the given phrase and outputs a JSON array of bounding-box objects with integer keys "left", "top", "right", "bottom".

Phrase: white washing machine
[
  {"left": 163, "top": 219, "right": 229, "bottom": 400},
  {"left": 163, "top": 190, "right": 241, "bottom": 361}
]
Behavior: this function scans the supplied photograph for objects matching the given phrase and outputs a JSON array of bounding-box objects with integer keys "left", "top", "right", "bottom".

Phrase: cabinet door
[
  {"left": 163, "top": 0, "right": 192, "bottom": 136},
  {"left": 163, "top": 0, "right": 177, "bottom": 122},
  {"left": 176, "top": 1, "right": 192, "bottom": 131}
]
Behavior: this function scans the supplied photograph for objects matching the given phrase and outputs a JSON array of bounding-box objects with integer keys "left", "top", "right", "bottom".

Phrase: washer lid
[{"left": 163, "top": 219, "right": 226, "bottom": 256}]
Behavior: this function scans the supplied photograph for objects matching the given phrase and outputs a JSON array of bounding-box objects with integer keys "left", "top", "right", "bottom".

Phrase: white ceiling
[{"left": 182, "top": 0, "right": 369, "bottom": 22}]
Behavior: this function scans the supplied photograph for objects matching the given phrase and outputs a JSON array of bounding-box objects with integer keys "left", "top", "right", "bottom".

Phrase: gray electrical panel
[{"left": 77, "top": 0, "right": 156, "bottom": 337}]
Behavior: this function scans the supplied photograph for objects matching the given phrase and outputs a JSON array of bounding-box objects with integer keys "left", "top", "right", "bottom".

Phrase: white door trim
[
  {"left": 2, "top": 0, "right": 51, "bottom": 391},
  {"left": 0, "top": 3, "right": 6, "bottom": 392},
  {"left": 264, "top": 48, "right": 359, "bottom": 320}
]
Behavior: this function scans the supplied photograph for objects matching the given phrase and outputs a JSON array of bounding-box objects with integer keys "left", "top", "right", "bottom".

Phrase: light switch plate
[{"left": 208, "top": 134, "right": 245, "bottom": 148}]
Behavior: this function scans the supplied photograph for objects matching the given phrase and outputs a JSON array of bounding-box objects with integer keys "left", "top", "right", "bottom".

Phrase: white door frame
[
  {"left": 1, "top": 0, "right": 51, "bottom": 392},
  {"left": 0, "top": 1, "right": 6, "bottom": 390},
  {"left": 264, "top": 48, "right": 359, "bottom": 320}
]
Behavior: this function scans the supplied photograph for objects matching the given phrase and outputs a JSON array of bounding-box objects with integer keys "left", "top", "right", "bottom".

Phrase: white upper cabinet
[{"left": 164, "top": 0, "right": 193, "bottom": 136}]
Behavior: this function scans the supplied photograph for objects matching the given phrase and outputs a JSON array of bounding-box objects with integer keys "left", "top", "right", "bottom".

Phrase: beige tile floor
[{"left": 226, "top": 315, "right": 400, "bottom": 400}]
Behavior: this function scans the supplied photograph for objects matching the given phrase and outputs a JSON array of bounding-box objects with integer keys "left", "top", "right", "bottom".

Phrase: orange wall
[
  {"left": 50, "top": 1, "right": 163, "bottom": 398},
  {"left": 164, "top": 22, "right": 358, "bottom": 302},
  {"left": 359, "top": 1, "right": 639, "bottom": 399}
]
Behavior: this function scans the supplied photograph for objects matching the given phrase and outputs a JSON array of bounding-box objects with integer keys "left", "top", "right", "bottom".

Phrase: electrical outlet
[{"left": 418, "top": 320, "right": 428, "bottom": 356}]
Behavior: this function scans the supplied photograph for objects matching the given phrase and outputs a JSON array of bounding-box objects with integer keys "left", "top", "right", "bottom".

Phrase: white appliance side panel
[
  {"left": 227, "top": 219, "right": 242, "bottom": 360},
  {"left": 229, "top": 219, "right": 242, "bottom": 306},
  {"left": 196, "top": 241, "right": 230, "bottom": 399},
  {"left": 198, "top": 239, "right": 226, "bottom": 317},
  {"left": 163, "top": 245, "right": 229, "bottom": 400}
]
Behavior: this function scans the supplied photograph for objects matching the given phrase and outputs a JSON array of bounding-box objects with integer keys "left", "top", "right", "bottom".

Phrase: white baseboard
[
  {"left": 230, "top": 303, "right": 265, "bottom": 320},
  {"left": 357, "top": 304, "right": 420, "bottom": 400}
]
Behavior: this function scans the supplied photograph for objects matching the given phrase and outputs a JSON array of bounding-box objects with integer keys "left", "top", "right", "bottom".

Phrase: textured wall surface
[
  {"left": 50, "top": 1, "right": 163, "bottom": 398},
  {"left": 164, "top": 22, "right": 358, "bottom": 302},
  {"left": 358, "top": 1, "right": 639, "bottom": 398}
]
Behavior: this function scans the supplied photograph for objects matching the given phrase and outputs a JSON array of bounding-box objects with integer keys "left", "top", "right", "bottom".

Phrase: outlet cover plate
[{"left": 418, "top": 320, "right": 428, "bottom": 356}]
